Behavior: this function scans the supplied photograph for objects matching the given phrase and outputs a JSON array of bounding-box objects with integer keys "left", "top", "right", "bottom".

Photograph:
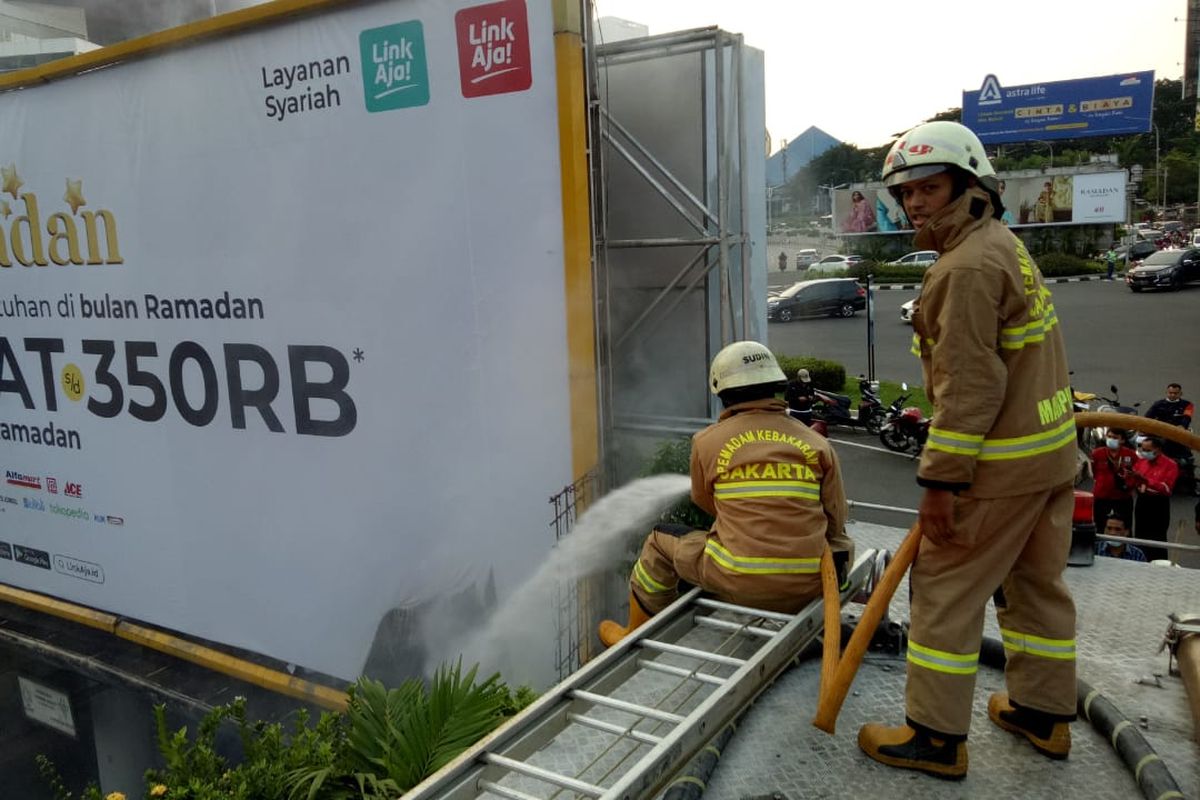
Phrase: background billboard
[
  {"left": 834, "top": 170, "right": 1126, "bottom": 233},
  {"left": 963, "top": 71, "right": 1155, "bottom": 144},
  {"left": 0, "top": 0, "right": 573, "bottom": 680}
]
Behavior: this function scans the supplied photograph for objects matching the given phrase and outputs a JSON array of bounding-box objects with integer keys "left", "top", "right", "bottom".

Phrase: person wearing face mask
[
  {"left": 1144, "top": 382, "right": 1195, "bottom": 494},
  {"left": 1129, "top": 436, "right": 1179, "bottom": 562},
  {"left": 1089, "top": 427, "right": 1136, "bottom": 531}
]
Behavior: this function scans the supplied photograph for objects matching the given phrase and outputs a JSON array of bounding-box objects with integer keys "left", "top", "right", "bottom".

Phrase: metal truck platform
[{"left": 703, "top": 521, "right": 1199, "bottom": 800}]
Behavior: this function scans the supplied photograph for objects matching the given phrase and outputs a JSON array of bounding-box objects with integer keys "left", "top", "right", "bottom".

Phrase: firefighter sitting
[{"left": 597, "top": 341, "right": 854, "bottom": 647}]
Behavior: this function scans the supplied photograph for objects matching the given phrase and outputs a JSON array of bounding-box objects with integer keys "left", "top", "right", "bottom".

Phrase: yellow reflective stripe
[
  {"left": 633, "top": 560, "right": 671, "bottom": 594},
  {"left": 1000, "top": 307, "right": 1060, "bottom": 350},
  {"left": 926, "top": 426, "right": 984, "bottom": 456},
  {"left": 714, "top": 479, "right": 819, "bottom": 501},
  {"left": 978, "top": 417, "right": 1076, "bottom": 461},
  {"left": 1000, "top": 628, "right": 1076, "bottom": 660},
  {"left": 906, "top": 640, "right": 979, "bottom": 675},
  {"left": 703, "top": 540, "right": 820, "bottom": 574},
  {"left": 910, "top": 333, "right": 922, "bottom": 357}
]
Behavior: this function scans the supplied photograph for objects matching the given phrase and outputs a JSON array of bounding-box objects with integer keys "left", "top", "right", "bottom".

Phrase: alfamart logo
[
  {"left": 0, "top": 165, "right": 122, "bottom": 268},
  {"left": 5, "top": 470, "right": 42, "bottom": 490},
  {"left": 359, "top": 20, "right": 430, "bottom": 111}
]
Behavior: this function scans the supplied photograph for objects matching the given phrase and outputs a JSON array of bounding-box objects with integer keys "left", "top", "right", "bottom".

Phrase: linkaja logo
[
  {"left": 455, "top": 0, "right": 532, "bottom": 98},
  {"left": 360, "top": 21, "right": 430, "bottom": 112}
]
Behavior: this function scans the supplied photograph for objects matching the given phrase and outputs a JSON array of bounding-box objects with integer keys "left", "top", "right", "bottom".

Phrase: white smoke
[{"left": 429, "top": 474, "right": 692, "bottom": 687}]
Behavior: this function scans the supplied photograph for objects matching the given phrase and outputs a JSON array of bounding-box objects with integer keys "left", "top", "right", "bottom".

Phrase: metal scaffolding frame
[{"left": 589, "top": 26, "right": 756, "bottom": 466}]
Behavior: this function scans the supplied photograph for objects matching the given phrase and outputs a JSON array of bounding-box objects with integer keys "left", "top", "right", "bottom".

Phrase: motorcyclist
[{"left": 785, "top": 368, "right": 816, "bottom": 425}]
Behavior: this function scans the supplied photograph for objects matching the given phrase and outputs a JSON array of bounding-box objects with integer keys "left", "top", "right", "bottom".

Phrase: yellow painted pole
[{"left": 553, "top": 0, "right": 600, "bottom": 483}]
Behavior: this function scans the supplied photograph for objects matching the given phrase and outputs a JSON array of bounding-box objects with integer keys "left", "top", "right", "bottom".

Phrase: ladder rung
[
  {"left": 694, "top": 597, "right": 794, "bottom": 622},
  {"left": 572, "top": 690, "right": 686, "bottom": 724},
  {"left": 483, "top": 753, "right": 605, "bottom": 798},
  {"left": 638, "top": 658, "right": 726, "bottom": 686},
  {"left": 640, "top": 639, "right": 748, "bottom": 667},
  {"left": 568, "top": 712, "right": 664, "bottom": 745},
  {"left": 477, "top": 780, "right": 543, "bottom": 800},
  {"left": 695, "top": 616, "right": 777, "bottom": 638}
]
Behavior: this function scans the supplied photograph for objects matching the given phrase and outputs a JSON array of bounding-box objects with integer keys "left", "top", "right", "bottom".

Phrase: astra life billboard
[
  {"left": 0, "top": 0, "right": 574, "bottom": 681},
  {"left": 963, "top": 71, "right": 1155, "bottom": 144}
]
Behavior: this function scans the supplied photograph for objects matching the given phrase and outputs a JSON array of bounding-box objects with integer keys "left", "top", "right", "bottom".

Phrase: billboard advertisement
[
  {"left": 834, "top": 171, "right": 1125, "bottom": 233},
  {"left": 0, "top": 0, "right": 574, "bottom": 680},
  {"left": 963, "top": 71, "right": 1155, "bottom": 144}
]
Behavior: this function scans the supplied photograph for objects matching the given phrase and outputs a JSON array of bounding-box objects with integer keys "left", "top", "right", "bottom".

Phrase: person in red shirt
[
  {"left": 1089, "top": 428, "right": 1136, "bottom": 531},
  {"left": 1130, "top": 436, "right": 1179, "bottom": 562}
]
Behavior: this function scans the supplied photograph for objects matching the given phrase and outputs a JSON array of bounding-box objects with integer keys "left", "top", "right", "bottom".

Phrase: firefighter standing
[
  {"left": 597, "top": 341, "right": 853, "bottom": 647},
  {"left": 858, "top": 122, "right": 1078, "bottom": 780}
]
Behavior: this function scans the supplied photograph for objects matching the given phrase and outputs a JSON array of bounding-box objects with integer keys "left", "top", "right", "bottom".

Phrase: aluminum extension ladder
[{"left": 405, "top": 548, "right": 887, "bottom": 800}]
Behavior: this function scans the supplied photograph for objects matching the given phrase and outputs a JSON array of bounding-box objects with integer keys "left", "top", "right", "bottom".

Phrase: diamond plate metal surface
[{"left": 703, "top": 522, "right": 1200, "bottom": 800}]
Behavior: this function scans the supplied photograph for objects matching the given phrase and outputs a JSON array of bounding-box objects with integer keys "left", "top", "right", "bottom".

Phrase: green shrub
[
  {"left": 1032, "top": 252, "right": 1103, "bottom": 277},
  {"left": 641, "top": 438, "right": 713, "bottom": 529},
  {"left": 849, "top": 262, "right": 928, "bottom": 283},
  {"left": 774, "top": 354, "right": 845, "bottom": 391}
]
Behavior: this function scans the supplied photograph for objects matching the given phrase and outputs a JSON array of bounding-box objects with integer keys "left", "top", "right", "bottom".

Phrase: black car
[
  {"left": 767, "top": 278, "right": 866, "bottom": 322},
  {"left": 1115, "top": 240, "right": 1158, "bottom": 262},
  {"left": 1125, "top": 248, "right": 1200, "bottom": 292}
]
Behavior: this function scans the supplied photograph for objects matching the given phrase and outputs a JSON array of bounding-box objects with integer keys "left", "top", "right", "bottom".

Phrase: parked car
[
  {"left": 900, "top": 297, "right": 916, "bottom": 324},
  {"left": 1114, "top": 240, "right": 1158, "bottom": 262},
  {"left": 767, "top": 278, "right": 866, "bottom": 322},
  {"left": 794, "top": 248, "right": 819, "bottom": 269},
  {"left": 887, "top": 250, "right": 938, "bottom": 269},
  {"left": 808, "top": 254, "right": 864, "bottom": 273},
  {"left": 1125, "top": 247, "right": 1200, "bottom": 291}
]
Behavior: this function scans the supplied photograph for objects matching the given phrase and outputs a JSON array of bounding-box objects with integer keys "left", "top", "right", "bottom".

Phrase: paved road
[
  {"left": 767, "top": 278, "right": 1200, "bottom": 410},
  {"left": 766, "top": 278, "right": 1200, "bottom": 566}
]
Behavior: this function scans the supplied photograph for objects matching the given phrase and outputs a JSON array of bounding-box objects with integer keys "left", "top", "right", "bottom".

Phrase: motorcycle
[
  {"left": 878, "top": 393, "right": 931, "bottom": 454},
  {"left": 1079, "top": 384, "right": 1141, "bottom": 452},
  {"left": 811, "top": 376, "right": 885, "bottom": 434}
]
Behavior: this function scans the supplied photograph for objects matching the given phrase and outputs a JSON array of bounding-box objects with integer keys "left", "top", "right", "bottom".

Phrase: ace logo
[{"left": 455, "top": 0, "right": 532, "bottom": 98}]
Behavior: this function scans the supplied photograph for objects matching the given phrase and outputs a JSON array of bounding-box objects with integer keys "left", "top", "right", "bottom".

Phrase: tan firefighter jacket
[
  {"left": 909, "top": 187, "right": 1077, "bottom": 498},
  {"left": 689, "top": 398, "right": 852, "bottom": 582}
]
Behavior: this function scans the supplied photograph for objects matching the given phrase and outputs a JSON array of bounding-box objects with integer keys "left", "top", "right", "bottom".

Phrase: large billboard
[
  {"left": 834, "top": 170, "right": 1126, "bottom": 233},
  {"left": 0, "top": 0, "right": 574, "bottom": 680},
  {"left": 963, "top": 72, "right": 1155, "bottom": 144}
]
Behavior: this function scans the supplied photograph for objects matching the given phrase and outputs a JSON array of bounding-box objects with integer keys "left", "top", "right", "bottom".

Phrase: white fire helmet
[
  {"left": 881, "top": 121, "right": 999, "bottom": 194},
  {"left": 709, "top": 341, "right": 786, "bottom": 395}
]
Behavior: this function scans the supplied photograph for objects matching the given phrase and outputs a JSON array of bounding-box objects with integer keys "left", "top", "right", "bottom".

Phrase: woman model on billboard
[
  {"left": 1034, "top": 180, "right": 1055, "bottom": 223},
  {"left": 844, "top": 190, "right": 877, "bottom": 232}
]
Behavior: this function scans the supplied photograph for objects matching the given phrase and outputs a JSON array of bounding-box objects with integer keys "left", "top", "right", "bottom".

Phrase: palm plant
[{"left": 288, "top": 661, "right": 511, "bottom": 799}]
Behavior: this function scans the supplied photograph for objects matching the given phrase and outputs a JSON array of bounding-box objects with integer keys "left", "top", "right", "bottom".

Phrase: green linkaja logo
[{"left": 360, "top": 21, "right": 429, "bottom": 112}]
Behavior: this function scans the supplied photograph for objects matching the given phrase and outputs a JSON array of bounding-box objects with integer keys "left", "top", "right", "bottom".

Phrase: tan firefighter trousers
[
  {"left": 906, "top": 483, "right": 1077, "bottom": 736},
  {"left": 628, "top": 527, "right": 829, "bottom": 616}
]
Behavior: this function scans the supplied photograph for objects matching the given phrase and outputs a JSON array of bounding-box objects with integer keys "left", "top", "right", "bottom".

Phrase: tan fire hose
[
  {"left": 812, "top": 412, "right": 1199, "bottom": 735},
  {"left": 818, "top": 547, "right": 840, "bottom": 703},
  {"left": 1075, "top": 411, "right": 1200, "bottom": 454},
  {"left": 813, "top": 524, "right": 921, "bottom": 734},
  {"left": 1178, "top": 626, "right": 1200, "bottom": 742}
]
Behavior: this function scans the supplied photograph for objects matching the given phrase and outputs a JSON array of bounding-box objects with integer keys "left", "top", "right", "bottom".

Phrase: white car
[
  {"left": 901, "top": 298, "right": 915, "bottom": 324},
  {"left": 887, "top": 250, "right": 938, "bottom": 268},
  {"left": 808, "top": 254, "right": 863, "bottom": 273}
]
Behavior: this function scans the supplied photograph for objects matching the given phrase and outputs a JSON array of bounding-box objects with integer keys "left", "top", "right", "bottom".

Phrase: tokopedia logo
[{"left": 0, "top": 164, "right": 123, "bottom": 269}]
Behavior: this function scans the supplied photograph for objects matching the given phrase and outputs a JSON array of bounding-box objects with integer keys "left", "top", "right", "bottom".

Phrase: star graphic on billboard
[
  {"left": 64, "top": 178, "right": 86, "bottom": 215},
  {"left": 2, "top": 163, "right": 22, "bottom": 199}
]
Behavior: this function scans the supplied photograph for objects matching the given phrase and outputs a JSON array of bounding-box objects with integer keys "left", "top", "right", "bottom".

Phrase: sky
[{"left": 593, "top": 0, "right": 1193, "bottom": 151}]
